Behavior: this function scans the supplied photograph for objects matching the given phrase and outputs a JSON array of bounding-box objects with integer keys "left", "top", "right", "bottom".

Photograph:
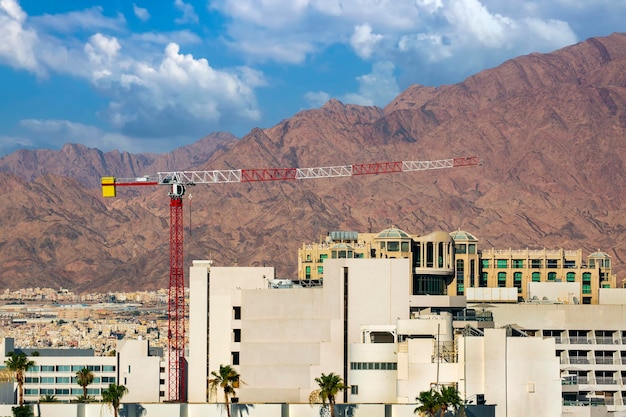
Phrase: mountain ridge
[{"left": 1, "top": 33, "right": 626, "bottom": 292}]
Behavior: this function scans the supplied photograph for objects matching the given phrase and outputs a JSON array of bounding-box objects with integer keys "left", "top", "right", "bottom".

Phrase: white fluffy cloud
[
  {"left": 87, "top": 40, "right": 264, "bottom": 137},
  {"left": 350, "top": 24, "right": 383, "bottom": 59},
  {"left": 0, "top": 0, "right": 39, "bottom": 73},
  {"left": 341, "top": 61, "right": 399, "bottom": 106},
  {"left": 174, "top": 0, "right": 198, "bottom": 25},
  {"left": 0, "top": 1, "right": 266, "bottom": 145},
  {"left": 208, "top": 0, "right": 579, "bottom": 107},
  {"left": 133, "top": 4, "right": 150, "bottom": 22}
]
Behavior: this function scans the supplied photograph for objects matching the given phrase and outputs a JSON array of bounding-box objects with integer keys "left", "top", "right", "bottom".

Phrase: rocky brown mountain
[{"left": 1, "top": 33, "right": 625, "bottom": 292}]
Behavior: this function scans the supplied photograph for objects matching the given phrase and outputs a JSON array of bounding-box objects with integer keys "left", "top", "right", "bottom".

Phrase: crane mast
[{"left": 101, "top": 155, "right": 480, "bottom": 402}]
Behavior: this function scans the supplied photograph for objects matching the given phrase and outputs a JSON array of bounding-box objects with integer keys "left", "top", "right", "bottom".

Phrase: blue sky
[{"left": 0, "top": 0, "right": 625, "bottom": 157}]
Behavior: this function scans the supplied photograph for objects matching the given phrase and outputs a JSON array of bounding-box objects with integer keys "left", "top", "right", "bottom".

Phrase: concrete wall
[{"left": 0, "top": 403, "right": 497, "bottom": 417}]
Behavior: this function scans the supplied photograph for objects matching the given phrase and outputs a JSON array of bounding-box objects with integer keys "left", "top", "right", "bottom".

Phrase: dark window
[
  {"left": 233, "top": 307, "right": 241, "bottom": 320},
  {"left": 234, "top": 329, "right": 241, "bottom": 343},
  {"left": 232, "top": 352, "right": 240, "bottom": 365}
]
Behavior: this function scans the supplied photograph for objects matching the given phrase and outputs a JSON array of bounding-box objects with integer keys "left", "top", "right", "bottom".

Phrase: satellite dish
[{"left": 573, "top": 297, "right": 580, "bottom": 305}]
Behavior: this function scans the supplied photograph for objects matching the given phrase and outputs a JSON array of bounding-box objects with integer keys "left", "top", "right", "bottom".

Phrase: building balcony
[{"left": 595, "top": 377, "right": 617, "bottom": 385}]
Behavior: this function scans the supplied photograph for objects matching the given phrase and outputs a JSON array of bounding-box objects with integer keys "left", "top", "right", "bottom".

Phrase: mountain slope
[{"left": 1, "top": 33, "right": 626, "bottom": 291}]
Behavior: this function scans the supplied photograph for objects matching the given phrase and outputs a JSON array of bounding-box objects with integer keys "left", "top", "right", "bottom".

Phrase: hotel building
[{"left": 298, "top": 227, "right": 616, "bottom": 304}]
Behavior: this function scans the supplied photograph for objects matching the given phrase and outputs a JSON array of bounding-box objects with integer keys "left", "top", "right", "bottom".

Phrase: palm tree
[
  {"left": 75, "top": 367, "right": 94, "bottom": 402},
  {"left": 101, "top": 383, "right": 128, "bottom": 417},
  {"left": 4, "top": 352, "right": 35, "bottom": 406},
  {"left": 208, "top": 364, "right": 241, "bottom": 417},
  {"left": 414, "top": 389, "right": 440, "bottom": 417},
  {"left": 438, "top": 385, "right": 463, "bottom": 417},
  {"left": 310, "top": 372, "right": 347, "bottom": 417},
  {"left": 39, "top": 394, "right": 57, "bottom": 403}
]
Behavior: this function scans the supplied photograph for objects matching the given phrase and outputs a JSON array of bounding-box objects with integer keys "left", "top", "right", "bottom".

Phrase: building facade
[
  {"left": 0, "top": 337, "right": 162, "bottom": 404},
  {"left": 188, "top": 257, "right": 562, "bottom": 417},
  {"left": 298, "top": 228, "right": 617, "bottom": 304},
  {"left": 487, "top": 295, "right": 626, "bottom": 410}
]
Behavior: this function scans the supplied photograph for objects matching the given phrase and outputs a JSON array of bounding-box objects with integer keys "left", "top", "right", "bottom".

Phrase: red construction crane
[{"left": 100, "top": 155, "right": 480, "bottom": 402}]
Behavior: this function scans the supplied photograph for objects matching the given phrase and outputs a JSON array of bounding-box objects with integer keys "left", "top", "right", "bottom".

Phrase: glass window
[
  {"left": 55, "top": 377, "right": 70, "bottom": 384},
  {"left": 388, "top": 241, "right": 399, "bottom": 251},
  {"left": 468, "top": 244, "right": 476, "bottom": 254},
  {"left": 102, "top": 376, "right": 116, "bottom": 383},
  {"left": 54, "top": 389, "right": 69, "bottom": 395},
  {"left": 438, "top": 243, "right": 444, "bottom": 268},
  {"left": 532, "top": 272, "right": 541, "bottom": 282},
  {"left": 547, "top": 259, "right": 559, "bottom": 268},
  {"left": 512, "top": 259, "right": 524, "bottom": 268},
  {"left": 102, "top": 365, "right": 115, "bottom": 372},
  {"left": 497, "top": 259, "right": 508, "bottom": 268},
  {"left": 548, "top": 272, "right": 556, "bottom": 281},
  {"left": 24, "top": 389, "right": 38, "bottom": 395},
  {"left": 455, "top": 244, "right": 467, "bottom": 254},
  {"left": 497, "top": 272, "right": 507, "bottom": 287},
  {"left": 71, "top": 389, "right": 82, "bottom": 395},
  {"left": 480, "top": 272, "right": 488, "bottom": 287},
  {"left": 56, "top": 365, "right": 70, "bottom": 372},
  {"left": 317, "top": 266, "right": 323, "bottom": 274},
  {"left": 25, "top": 377, "right": 39, "bottom": 383},
  {"left": 41, "top": 366, "right": 55, "bottom": 372},
  {"left": 71, "top": 365, "right": 84, "bottom": 372},
  {"left": 582, "top": 285, "right": 592, "bottom": 294},
  {"left": 401, "top": 242, "right": 410, "bottom": 252},
  {"left": 331, "top": 251, "right": 337, "bottom": 259},
  {"left": 589, "top": 259, "right": 595, "bottom": 268},
  {"left": 481, "top": 259, "right": 489, "bottom": 268},
  {"left": 566, "top": 272, "right": 576, "bottom": 282},
  {"left": 531, "top": 259, "right": 542, "bottom": 268},
  {"left": 320, "top": 253, "right": 328, "bottom": 260},
  {"left": 582, "top": 272, "right": 591, "bottom": 284},
  {"left": 87, "top": 365, "right": 101, "bottom": 372},
  {"left": 380, "top": 242, "right": 386, "bottom": 250},
  {"left": 40, "top": 389, "right": 54, "bottom": 395},
  {"left": 427, "top": 243, "right": 434, "bottom": 267},
  {"left": 41, "top": 377, "right": 54, "bottom": 384}
]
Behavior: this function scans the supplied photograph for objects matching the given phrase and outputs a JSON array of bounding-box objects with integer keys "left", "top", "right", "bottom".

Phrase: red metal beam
[
  {"left": 168, "top": 196, "right": 186, "bottom": 402},
  {"left": 352, "top": 161, "right": 403, "bottom": 175},
  {"left": 452, "top": 156, "right": 480, "bottom": 167}
]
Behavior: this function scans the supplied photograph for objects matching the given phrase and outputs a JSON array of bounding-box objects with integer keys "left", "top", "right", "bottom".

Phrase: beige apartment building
[{"left": 298, "top": 227, "right": 616, "bottom": 304}]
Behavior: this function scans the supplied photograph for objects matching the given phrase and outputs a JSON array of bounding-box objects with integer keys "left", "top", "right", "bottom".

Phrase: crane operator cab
[{"left": 169, "top": 183, "right": 185, "bottom": 198}]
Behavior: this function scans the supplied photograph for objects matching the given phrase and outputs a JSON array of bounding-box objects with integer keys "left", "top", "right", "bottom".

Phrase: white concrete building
[
  {"left": 0, "top": 337, "right": 162, "bottom": 404},
  {"left": 485, "top": 291, "right": 626, "bottom": 411},
  {"left": 188, "top": 257, "right": 561, "bottom": 417}
]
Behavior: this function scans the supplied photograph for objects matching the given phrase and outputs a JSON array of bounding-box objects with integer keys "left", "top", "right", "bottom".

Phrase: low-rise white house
[{"left": 0, "top": 336, "right": 162, "bottom": 404}]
